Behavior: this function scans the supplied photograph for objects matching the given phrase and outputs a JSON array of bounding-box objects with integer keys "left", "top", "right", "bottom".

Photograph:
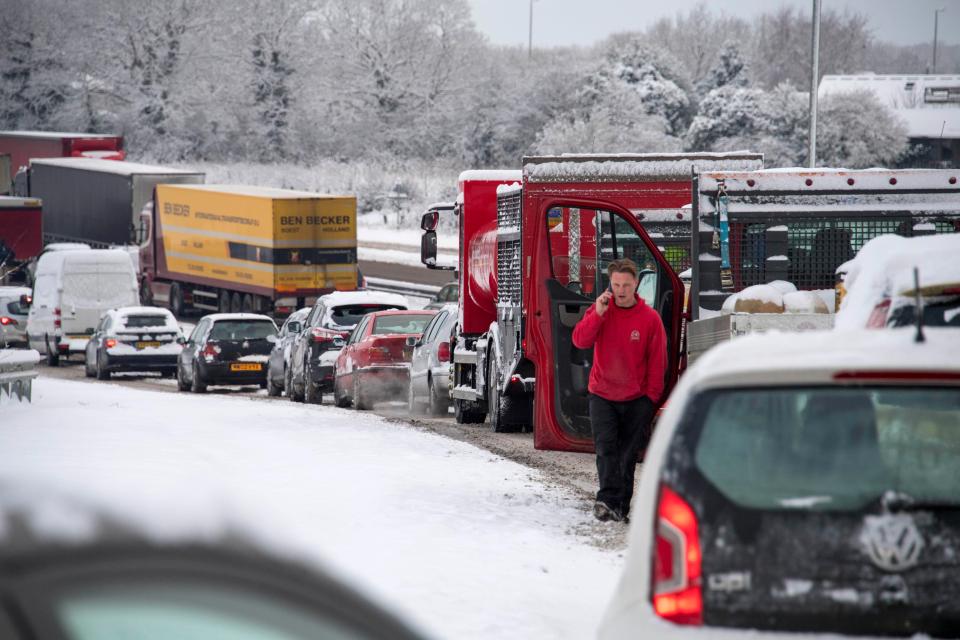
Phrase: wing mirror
[
  {"left": 288, "top": 321, "right": 302, "bottom": 334},
  {"left": 19, "top": 294, "right": 32, "bottom": 308},
  {"left": 266, "top": 334, "right": 278, "bottom": 344},
  {"left": 420, "top": 210, "right": 439, "bottom": 231}
]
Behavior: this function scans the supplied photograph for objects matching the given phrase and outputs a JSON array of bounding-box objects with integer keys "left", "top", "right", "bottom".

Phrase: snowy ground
[{"left": 1, "top": 378, "right": 623, "bottom": 639}]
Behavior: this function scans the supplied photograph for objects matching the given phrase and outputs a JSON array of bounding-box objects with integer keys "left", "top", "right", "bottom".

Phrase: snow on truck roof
[
  {"left": 166, "top": 184, "right": 353, "bottom": 200},
  {"left": 697, "top": 168, "right": 960, "bottom": 193},
  {"left": 0, "top": 196, "right": 41, "bottom": 208},
  {"left": 458, "top": 170, "right": 522, "bottom": 183},
  {"left": 685, "top": 328, "right": 960, "bottom": 392},
  {"left": 523, "top": 152, "right": 763, "bottom": 183},
  {"left": 30, "top": 157, "right": 202, "bottom": 177},
  {"left": 0, "top": 130, "right": 121, "bottom": 139}
]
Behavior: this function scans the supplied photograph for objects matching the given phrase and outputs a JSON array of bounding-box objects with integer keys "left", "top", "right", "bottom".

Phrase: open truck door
[{"left": 540, "top": 202, "right": 684, "bottom": 441}]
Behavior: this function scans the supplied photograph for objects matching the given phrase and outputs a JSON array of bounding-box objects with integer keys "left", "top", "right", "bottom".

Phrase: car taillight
[
  {"left": 105, "top": 338, "right": 117, "bottom": 348},
  {"left": 866, "top": 299, "right": 890, "bottom": 328},
  {"left": 0, "top": 316, "right": 16, "bottom": 326},
  {"left": 202, "top": 342, "right": 221, "bottom": 362},
  {"left": 311, "top": 327, "right": 339, "bottom": 345},
  {"left": 652, "top": 485, "right": 702, "bottom": 626},
  {"left": 54, "top": 307, "right": 61, "bottom": 328},
  {"left": 437, "top": 341, "right": 450, "bottom": 362}
]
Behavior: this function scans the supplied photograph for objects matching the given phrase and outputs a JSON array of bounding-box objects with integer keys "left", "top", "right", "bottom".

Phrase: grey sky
[{"left": 466, "top": 0, "right": 959, "bottom": 49}]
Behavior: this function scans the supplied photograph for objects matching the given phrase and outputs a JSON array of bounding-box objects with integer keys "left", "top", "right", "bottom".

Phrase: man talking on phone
[{"left": 572, "top": 258, "right": 667, "bottom": 523}]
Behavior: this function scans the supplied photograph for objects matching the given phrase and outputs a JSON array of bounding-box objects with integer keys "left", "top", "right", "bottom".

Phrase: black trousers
[{"left": 589, "top": 393, "right": 655, "bottom": 516}]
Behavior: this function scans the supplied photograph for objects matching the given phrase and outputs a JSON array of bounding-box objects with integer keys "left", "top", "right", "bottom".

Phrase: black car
[
  {"left": 177, "top": 313, "right": 278, "bottom": 393},
  {"left": 0, "top": 492, "right": 429, "bottom": 640},
  {"left": 84, "top": 306, "right": 182, "bottom": 379}
]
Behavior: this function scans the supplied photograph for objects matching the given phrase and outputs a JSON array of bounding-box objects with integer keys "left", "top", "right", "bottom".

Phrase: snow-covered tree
[
  {"left": 815, "top": 90, "right": 908, "bottom": 168},
  {"left": 685, "top": 85, "right": 766, "bottom": 151},
  {"left": 696, "top": 42, "right": 750, "bottom": 97}
]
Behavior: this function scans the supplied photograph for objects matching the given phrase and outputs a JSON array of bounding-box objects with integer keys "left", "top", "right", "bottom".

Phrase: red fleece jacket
[{"left": 571, "top": 295, "right": 667, "bottom": 403}]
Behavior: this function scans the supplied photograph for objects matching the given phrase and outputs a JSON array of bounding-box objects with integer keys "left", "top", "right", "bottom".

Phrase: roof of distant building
[{"left": 819, "top": 73, "right": 960, "bottom": 139}]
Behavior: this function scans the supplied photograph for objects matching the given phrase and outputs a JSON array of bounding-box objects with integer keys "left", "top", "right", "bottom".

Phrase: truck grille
[
  {"left": 497, "top": 189, "right": 522, "bottom": 231},
  {"left": 497, "top": 239, "right": 522, "bottom": 305}
]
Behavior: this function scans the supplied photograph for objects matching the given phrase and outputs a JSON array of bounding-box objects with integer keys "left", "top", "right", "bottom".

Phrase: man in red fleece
[{"left": 572, "top": 258, "right": 667, "bottom": 523}]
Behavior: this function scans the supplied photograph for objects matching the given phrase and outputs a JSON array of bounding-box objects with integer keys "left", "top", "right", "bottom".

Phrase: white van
[{"left": 27, "top": 249, "right": 139, "bottom": 365}]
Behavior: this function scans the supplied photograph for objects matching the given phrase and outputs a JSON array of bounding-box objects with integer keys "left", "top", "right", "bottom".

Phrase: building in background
[{"left": 819, "top": 74, "right": 960, "bottom": 167}]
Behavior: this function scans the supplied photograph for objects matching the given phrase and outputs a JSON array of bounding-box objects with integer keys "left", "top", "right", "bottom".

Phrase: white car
[
  {"left": 408, "top": 303, "right": 456, "bottom": 415},
  {"left": 600, "top": 328, "right": 960, "bottom": 639},
  {"left": 0, "top": 286, "right": 31, "bottom": 347}
]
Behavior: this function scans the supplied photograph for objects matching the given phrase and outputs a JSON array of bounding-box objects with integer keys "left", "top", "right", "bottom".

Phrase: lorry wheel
[
  {"left": 454, "top": 399, "right": 485, "bottom": 424},
  {"left": 45, "top": 336, "right": 60, "bottom": 367},
  {"left": 219, "top": 290, "right": 231, "bottom": 313},
  {"left": 428, "top": 378, "right": 448, "bottom": 417},
  {"left": 241, "top": 294, "right": 254, "bottom": 313},
  {"left": 488, "top": 356, "right": 522, "bottom": 433},
  {"left": 169, "top": 283, "right": 184, "bottom": 318},
  {"left": 230, "top": 292, "right": 242, "bottom": 313}
]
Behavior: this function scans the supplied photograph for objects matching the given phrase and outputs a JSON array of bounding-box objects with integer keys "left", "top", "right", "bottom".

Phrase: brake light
[
  {"left": 311, "top": 327, "right": 339, "bottom": 344},
  {"left": 202, "top": 342, "right": 221, "bottom": 362},
  {"left": 652, "top": 485, "right": 702, "bottom": 626},
  {"left": 437, "top": 341, "right": 450, "bottom": 362},
  {"left": 54, "top": 307, "right": 61, "bottom": 328},
  {"left": 866, "top": 299, "right": 890, "bottom": 328},
  {"left": 105, "top": 338, "right": 117, "bottom": 348},
  {"left": 0, "top": 316, "right": 16, "bottom": 326}
]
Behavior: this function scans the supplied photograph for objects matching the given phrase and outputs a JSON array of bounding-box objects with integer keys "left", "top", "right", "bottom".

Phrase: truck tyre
[
  {"left": 45, "top": 336, "right": 60, "bottom": 367},
  {"left": 230, "top": 292, "right": 242, "bottom": 313},
  {"left": 428, "top": 377, "right": 448, "bottom": 417},
  {"left": 241, "top": 294, "right": 254, "bottom": 313},
  {"left": 96, "top": 351, "right": 111, "bottom": 380},
  {"left": 190, "top": 361, "right": 207, "bottom": 393},
  {"left": 486, "top": 352, "right": 524, "bottom": 432},
  {"left": 454, "top": 399, "right": 485, "bottom": 424},
  {"left": 219, "top": 289, "right": 231, "bottom": 313},
  {"left": 169, "top": 282, "right": 184, "bottom": 318},
  {"left": 140, "top": 279, "right": 153, "bottom": 306}
]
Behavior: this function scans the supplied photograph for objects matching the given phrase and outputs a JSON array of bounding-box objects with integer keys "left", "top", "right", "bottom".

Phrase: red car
[{"left": 333, "top": 309, "right": 437, "bottom": 410}]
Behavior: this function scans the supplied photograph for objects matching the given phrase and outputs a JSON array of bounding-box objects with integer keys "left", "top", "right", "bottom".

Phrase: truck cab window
[{"left": 546, "top": 207, "right": 657, "bottom": 306}]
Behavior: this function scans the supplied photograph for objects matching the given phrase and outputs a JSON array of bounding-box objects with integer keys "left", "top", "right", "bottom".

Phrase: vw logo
[
  {"left": 242, "top": 340, "right": 249, "bottom": 349},
  {"left": 859, "top": 514, "right": 924, "bottom": 572}
]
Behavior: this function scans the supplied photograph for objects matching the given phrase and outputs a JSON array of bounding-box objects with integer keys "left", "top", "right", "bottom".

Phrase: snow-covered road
[{"left": 1, "top": 378, "right": 623, "bottom": 639}]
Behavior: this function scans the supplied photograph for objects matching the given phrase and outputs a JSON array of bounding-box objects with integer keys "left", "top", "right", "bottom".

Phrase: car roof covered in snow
[
  {"left": 319, "top": 290, "right": 409, "bottom": 309},
  {"left": 29, "top": 157, "right": 202, "bottom": 176},
  {"left": 0, "top": 286, "right": 31, "bottom": 297},
  {"left": 109, "top": 306, "right": 176, "bottom": 319},
  {"left": 202, "top": 313, "right": 276, "bottom": 323},
  {"left": 36, "top": 248, "right": 135, "bottom": 273},
  {"left": 685, "top": 328, "right": 960, "bottom": 391}
]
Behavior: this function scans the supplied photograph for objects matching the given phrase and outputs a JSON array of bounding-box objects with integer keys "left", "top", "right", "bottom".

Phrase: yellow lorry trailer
[{"left": 140, "top": 184, "right": 357, "bottom": 316}]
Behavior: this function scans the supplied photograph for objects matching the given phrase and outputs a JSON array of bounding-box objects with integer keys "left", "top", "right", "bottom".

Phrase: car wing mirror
[
  {"left": 266, "top": 334, "right": 278, "bottom": 344},
  {"left": 19, "top": 294, "right": 32, "bottom": 308}
]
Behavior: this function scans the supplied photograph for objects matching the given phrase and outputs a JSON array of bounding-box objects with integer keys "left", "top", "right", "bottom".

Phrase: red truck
[
  {"left": 420, "top": 154, "right": 763, "bottom": 452},
  {"left": 0, "top": 131, "right": 125, "bottom": 179},
  {"left": 0, "top": 196, "right": 42, "bottom": 284}
]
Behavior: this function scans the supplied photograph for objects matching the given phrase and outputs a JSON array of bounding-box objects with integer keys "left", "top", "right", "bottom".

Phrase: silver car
[
  {"left": 266, "top": 307, "right": 310, "bottom": 397},
  {"left": 0, "top": 286, "right": 31, "bottom": 347},
  {"left": 407, "top": 304, "right": 456, "bottom": 416}
]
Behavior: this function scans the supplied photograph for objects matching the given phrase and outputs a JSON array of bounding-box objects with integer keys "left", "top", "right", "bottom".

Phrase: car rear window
[
  {"left": 209, "top": 320, "right": 277, "bottom": 341},
  {"left": 689, "top": 387, "right": 960, "bottom": 511},
  {"left": 371, "top": 314, "right": 433, "bottom": 335},
  {"left": 122, "top": 315, "right": 171, "bottom": 329},
  {"left": 6, "top": 301, "right": 25, "bottom": 315},
  {"left": 330, "top": 304, "right": 400, "bottom": 327},
  {"left": 888, "top": 297, "right": 960, "bottom": 328}
]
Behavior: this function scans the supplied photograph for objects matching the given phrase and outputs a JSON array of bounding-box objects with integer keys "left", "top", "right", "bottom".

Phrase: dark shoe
[{"left": 593, "top": 501, "right": 622, "bottom": 522}]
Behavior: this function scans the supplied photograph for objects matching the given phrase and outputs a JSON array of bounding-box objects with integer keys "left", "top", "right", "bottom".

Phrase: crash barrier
[
  {"left": 0, "top": 349, "right": 40, "bottom": 404},
  {"left": 364, "top": 276, "right": 441, "bottom": 300},
  {"left": 693, "top": 172, "right": 960, "bottom": 313}
]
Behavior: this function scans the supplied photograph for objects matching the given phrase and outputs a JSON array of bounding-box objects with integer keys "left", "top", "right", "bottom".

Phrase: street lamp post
[
  {"left": 808, "top": 0, "right": 822, "bottom": 168},
  {"left": 933, "top": 8, "right": 946, "bottom": 74},
  {"left": 528, "top": 0, "right": 534, "bottom": 59}
]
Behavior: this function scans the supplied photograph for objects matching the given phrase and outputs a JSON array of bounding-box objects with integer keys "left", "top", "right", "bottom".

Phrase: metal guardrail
[
  {"left": 364, "top": 276, "right": 441, "bottom": 299},
  {"left": 0, "top": 349, "right": 40, "bottom": 404}
]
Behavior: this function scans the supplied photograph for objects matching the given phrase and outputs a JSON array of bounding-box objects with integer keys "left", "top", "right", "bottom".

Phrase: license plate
[
  {"left": 230, "top": 363, "right": 262, "bottom": 372},
  {"left": 136, "top": 341, "right": 161, "bottom": 349}
]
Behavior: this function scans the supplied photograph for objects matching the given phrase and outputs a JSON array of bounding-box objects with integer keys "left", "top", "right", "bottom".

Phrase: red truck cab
[
  {"left": 0, "top": 131, "right": 125, "bottom": 177},
  {"left": 0, "top": 196, "right": 43, "bottom": 284}
]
